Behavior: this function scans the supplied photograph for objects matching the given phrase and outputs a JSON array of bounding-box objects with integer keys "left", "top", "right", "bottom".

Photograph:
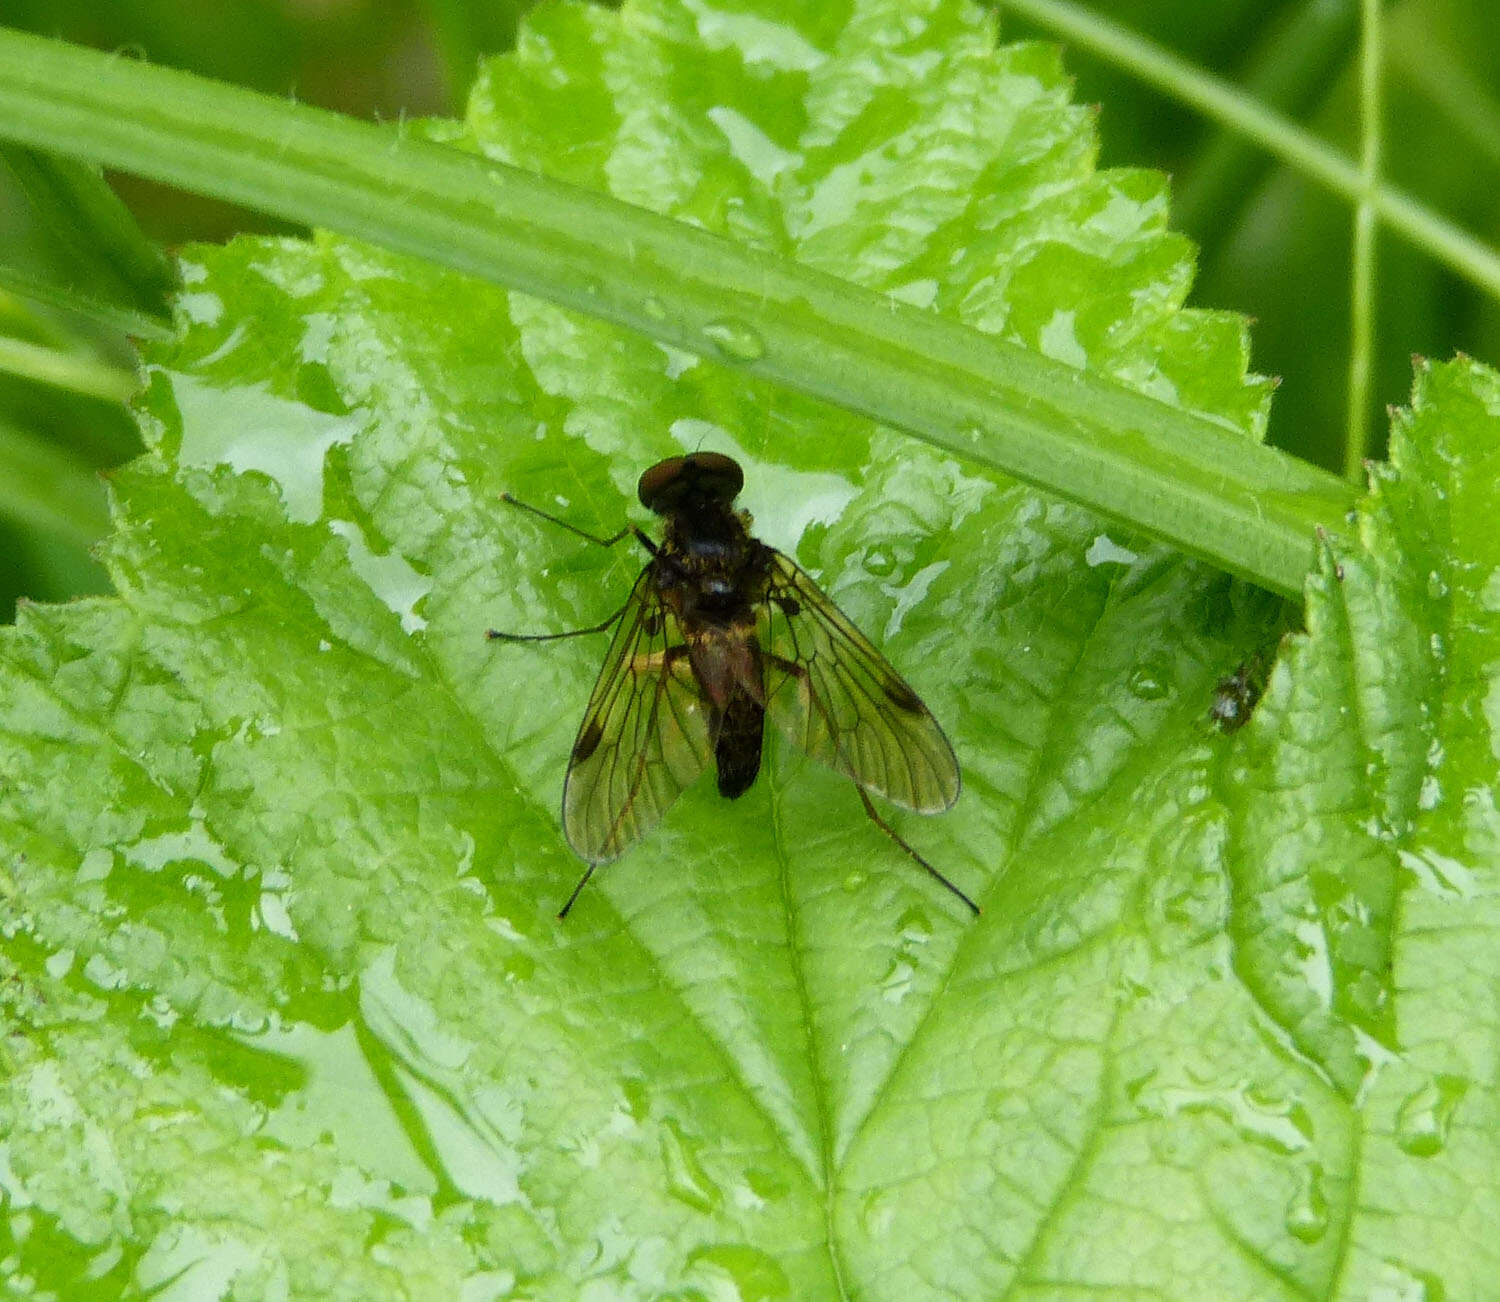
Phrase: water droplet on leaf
[
  {"left": 1395, "top": 1076, "right": 1467, "bottom": 1157},
  {"left": 859, "top": 1188, "right": 898, "bottom": 1237},
  {"left": 1128, "top": 664, "right": 1169, "bottom": 700},
  {"left": 702, "top": 317, "right": 766, "bottom": 362},
  {"left": 686, "top": 1243, "right": 791, "bottom": 1301},
  {"left": 1372, "top": 1258, "right": 1448, "bottom": 1301},
  {"left": 744, "top": 1167, "right": 789, "bottom": 1202},
  {"left": 660, "top": 1118, "right": 721, "bottom": 1211},
  {"left": 897, "top": 906, "right": 932, "bottom": 942},
  {"left": 863, "top": 546, "right": 897, "bottom": 577},
  {"left": 880, "top": 956, "right": 916, "bottom": 1004},
  {"left": 1285, "top": 1166, "right": 1329, "bottom": 1243}
]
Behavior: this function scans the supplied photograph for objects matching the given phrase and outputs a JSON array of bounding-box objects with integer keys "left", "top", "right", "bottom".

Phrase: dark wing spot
[
  {"left": 774, "top": 595, "right": 801, "bottom": 618},
  {"left": 572, "top": 719, "right": 604, "bottom": 764},
  {"left": 882, "top": 677, "right": 926, "bottom": 714},
  {"left": 642, "top": 610, "right": 664, "bottom": 637}
]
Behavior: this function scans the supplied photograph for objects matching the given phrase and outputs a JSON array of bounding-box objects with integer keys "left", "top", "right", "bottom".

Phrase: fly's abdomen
[{"left": 714, "top": 691, "right": 764, "bottom": 799}]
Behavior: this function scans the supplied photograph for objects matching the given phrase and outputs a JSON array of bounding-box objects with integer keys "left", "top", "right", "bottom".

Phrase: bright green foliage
[{"left": 0, "top": 1, "right": 1494, "bottom": 1297}]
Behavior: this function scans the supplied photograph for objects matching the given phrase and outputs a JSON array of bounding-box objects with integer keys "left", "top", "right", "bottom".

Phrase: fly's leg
[
  {"left": 486, "top": 602, "right": 629, "bottom": 643},
  {"left": 854, "top": 787, "right": 980, "bottom": 917},
  {"left": 499, "top": 491, "right": 659, "bottom": 555},
  {"left": 765, "top": 652, "right": 980, "bottom": 918},
  {"left": 557, "top": 864, "right": 597, "bottom": 920},
  {"left": 487, "top": 493, "right": 657, "bottom": 641}
]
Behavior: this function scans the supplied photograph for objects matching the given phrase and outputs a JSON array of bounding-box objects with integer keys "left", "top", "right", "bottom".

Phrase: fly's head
[{"left": 638, "top": 452, "right": 744, "bottom": 516}]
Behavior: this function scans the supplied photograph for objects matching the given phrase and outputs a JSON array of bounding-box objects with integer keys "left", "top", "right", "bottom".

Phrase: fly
[
  {"left": 487, "top": 452, "right": 976, "bottom": 919},
  {"left": 1209, "top": 655, "right": 1267, "bottom": 733}
]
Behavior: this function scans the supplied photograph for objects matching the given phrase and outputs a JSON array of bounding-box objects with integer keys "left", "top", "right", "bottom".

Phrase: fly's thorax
[
  {"left": 670, "top": 552, "right": 752, "bottom": 624},
  {"left": 660, "top": 498, "right": 751, "bottom": 555},
  {"left": 653, "top": 510, "right": 769, "bottom": 627}
]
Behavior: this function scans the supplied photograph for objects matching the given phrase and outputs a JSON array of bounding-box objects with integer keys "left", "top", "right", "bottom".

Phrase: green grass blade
[
  {"left": 1343, "top": 0, "right": 1383, "bottom": 481},
  {"left": 0, "top": 26, "right": 1357, "bottom": 597},
  {"left": 0, "top": 334, "right": 137, "bottom": 404},
  {"left": 995, "top": 0, "right": 1500, "bottom": 303},
  {"left": 0, "top": 265, "right": 174, "bottom": 341}
]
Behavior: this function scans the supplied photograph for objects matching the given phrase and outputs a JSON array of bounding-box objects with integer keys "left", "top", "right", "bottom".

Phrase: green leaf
[{"left": 1, "top": 2, "right": 1495, "bottom": 1298}]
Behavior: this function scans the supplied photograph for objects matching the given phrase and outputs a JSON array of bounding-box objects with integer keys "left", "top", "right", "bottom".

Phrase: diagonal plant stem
[
  {"left": 1172, "top": 0, "right": 1362, "bottom": 243},
  {"left": 0, "top": 27, "right": 1358, "bottom": 599},
  {"left": 994, "top": 0, "right": 1500, "bottom": 304},
  {"left": 0, "top": 264, "right": 173, "bottom": 341},
  {"left": 0, "top": 334, "right": 138, "bottom": 404},
  {"left": 1344, "top": 0, "right": 1383, "bottom": 481}
]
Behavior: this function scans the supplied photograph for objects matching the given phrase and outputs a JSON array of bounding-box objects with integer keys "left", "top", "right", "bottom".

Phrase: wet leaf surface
[{"left": 2, "top": 1, "right": 1496, "bottom": 1297}]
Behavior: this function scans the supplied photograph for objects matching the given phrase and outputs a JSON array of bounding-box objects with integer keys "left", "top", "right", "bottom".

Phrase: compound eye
[
  {"left": 638, "top": 456, "right": 688, "bottom": 510},
  {"left": 683, "top": 452, "right": 744, "bottom": 498}
]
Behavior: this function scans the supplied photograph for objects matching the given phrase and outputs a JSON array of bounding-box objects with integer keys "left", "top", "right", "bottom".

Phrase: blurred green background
[{"left": 2, "top": 0, "right": 1498, "bottom": 624}]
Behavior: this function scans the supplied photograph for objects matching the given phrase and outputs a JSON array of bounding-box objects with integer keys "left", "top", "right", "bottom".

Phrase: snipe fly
[{"left": 488, "top": 453, "right": 976, "bottom": 919}]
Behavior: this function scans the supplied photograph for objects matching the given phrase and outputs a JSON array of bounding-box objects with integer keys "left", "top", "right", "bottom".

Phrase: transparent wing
[
  {"left": 760, "top": 551, "right": 959, "bottom": 812},
  {"left": 562, "top": 566, "right": 713, "bottom": 862}
]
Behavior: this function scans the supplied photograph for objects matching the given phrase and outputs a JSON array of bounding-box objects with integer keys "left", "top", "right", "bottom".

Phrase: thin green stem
[
  {"left": 0, "top": 334, "right": 138, "bottom": 404},
  {"left": 0, "top": 27, "right": 1360, "bottom": 598},
  {"left": 994, "top": 0, "right": 1500, "bottom": 302},
  {"left": 1173, "top": 0, "right": 1359, "bottom": 241},
  {"left": 1343, "top": 0, "right": 1382, "bottom": 482},
  {"left": 1389, "top": 29, "right": 1500, "bottom": 173}
]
